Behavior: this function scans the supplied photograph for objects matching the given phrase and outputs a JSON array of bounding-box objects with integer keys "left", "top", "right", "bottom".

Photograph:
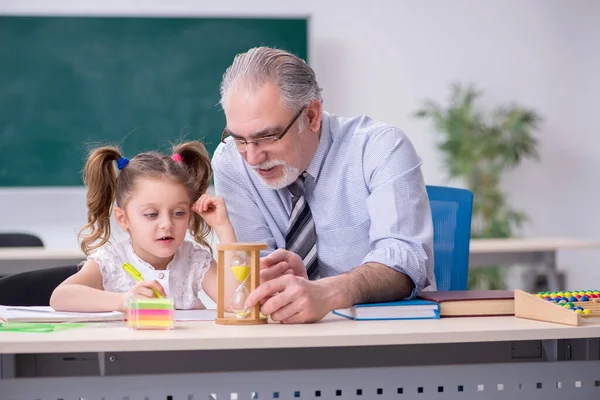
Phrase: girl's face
[{"left": 114, "top": 177, "right": 192, "bottom": 269}]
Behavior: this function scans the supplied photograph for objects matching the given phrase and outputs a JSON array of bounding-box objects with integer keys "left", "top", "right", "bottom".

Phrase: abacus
[{"left": 515, "top": 288, "right": 600, "bottom": 326}]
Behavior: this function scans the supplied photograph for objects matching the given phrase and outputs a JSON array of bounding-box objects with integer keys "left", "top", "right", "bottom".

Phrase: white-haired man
[{"left": 212, "top": 46, "right": 436, "bottom": 323}]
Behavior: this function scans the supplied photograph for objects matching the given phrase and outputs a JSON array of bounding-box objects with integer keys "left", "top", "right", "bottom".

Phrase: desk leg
[
  {"left": 544, "top": 251, "right": 560, "bottom": 291},
  {"left": 0, "top": 355, "right": 16, "bottom": 379},
  {"left": 521, "top": 251, "right": 560, "bottom": 292},
  {"left": 522, "top": 267, "right": 538, "bottom": 293}
]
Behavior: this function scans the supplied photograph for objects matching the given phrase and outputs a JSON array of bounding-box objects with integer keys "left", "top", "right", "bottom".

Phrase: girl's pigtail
[
  {"left": 78, "top": 146, "right": 123, "bottom": 255},
  {"left": 172, "top": 141, "right": 213, "bottom": 251}
]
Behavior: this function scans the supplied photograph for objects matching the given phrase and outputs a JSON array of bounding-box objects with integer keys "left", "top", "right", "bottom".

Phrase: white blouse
[{"left": 89, "top": 239, "right": 213, "bottom": 309}]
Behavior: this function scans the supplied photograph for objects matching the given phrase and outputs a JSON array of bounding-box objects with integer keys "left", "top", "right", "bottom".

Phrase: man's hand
[
  {"left": 260, "top": 249, "right": 308, "bottom": 283},
  {"left": 245, "top": 274, "right": 335, "bottom": 323}
]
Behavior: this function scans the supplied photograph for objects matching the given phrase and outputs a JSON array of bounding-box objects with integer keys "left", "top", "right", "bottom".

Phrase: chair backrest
[
  {"left": 0, "top": 265, "right": 79, "bottom": 306},
  {"left": 426, "top": 185, "right": 473, "bottom": 291},
  {"left": 0, "top": 233, "right": 44, "bottom": 247}
]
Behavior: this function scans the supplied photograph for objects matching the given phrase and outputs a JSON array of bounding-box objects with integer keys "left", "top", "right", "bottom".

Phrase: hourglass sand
[
  {"left": 215, "top": 243, "right": 268, "bottom": 325},
  {"left": 230, "top": 252, "right": 251, "bottom": 318}
]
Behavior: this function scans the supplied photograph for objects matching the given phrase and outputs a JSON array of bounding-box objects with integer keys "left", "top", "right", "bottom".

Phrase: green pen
[{"left": 122, "top": 263, "right": 164, "bottom": 298}]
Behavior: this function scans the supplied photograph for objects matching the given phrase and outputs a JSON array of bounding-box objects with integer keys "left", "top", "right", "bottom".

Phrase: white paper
[
  {"left": 1, "top": 306, "right": 217, "bottom": 323},
  {"left": 174, "top": 309, "right": 216, "bottom": 321},
  {"left": 0, "top": 306, "right": 124, "bottom": 322}
]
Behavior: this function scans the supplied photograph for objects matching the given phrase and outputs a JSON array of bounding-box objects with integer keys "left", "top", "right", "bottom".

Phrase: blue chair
[{"left": 426, "top": 185, "right": 473, "bottom": 291}]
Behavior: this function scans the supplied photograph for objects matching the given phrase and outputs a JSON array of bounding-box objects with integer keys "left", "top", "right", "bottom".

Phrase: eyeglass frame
[{"left": 220, "top": 106, "right": 307, "bottom": 149}]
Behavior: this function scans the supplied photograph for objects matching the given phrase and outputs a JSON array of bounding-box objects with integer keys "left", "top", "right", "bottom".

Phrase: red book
[{"left": 417, "top": 290, "right": 514, "bottom": 317}]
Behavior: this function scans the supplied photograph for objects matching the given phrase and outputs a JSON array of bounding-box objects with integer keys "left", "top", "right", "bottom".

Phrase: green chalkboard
[{"left": 0, "top": 16, "right": 307, "bottom": 186}]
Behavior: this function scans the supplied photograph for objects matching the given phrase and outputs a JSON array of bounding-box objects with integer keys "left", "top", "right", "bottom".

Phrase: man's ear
[
  {"left": 306, "top": 99, "right": 323, "bottom": 133},
  {"left": 114, "top": 206, "right": 129, "bottom": 232}
]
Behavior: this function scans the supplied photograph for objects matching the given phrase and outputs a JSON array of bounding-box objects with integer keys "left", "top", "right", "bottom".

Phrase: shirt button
[{"left": 158, "top": 272, "right": 165, "bottom": 279}]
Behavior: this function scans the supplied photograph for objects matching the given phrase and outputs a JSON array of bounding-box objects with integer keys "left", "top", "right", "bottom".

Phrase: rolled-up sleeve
[{"left": 360, "top": 127, "right": 434, "bottom": 298}]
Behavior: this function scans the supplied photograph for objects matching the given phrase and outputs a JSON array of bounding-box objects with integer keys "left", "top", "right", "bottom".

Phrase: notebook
[
  {"left": 333, "top": 299, "right": 440, "bottom": 321},
  {"left": 416, "top": 290, "right": 514, "bottom": 317},
  {"left": 0, "top": 306, "right": 217, "bottom": 323},
  {"left": 0, "top": 306, "right": 125, "bottom": 323}
]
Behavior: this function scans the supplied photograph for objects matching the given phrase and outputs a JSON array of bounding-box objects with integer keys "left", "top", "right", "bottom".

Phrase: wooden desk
[
  {"left": 0, "top": 247, "right": 85, "bottom": 275},
  {"left": 1, "top": 314, "right": 600, "bottom": 399},
  {"left": 469, "top": 237, "right": 600, "bottom": 291},
  {"left": 2, "top": 314, "right": 600, "bottom": 354}
]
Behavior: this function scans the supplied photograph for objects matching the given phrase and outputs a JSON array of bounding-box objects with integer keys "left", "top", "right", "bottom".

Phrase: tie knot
[{"left": 288, "top": 172, "right": 308, "bottom": 198}]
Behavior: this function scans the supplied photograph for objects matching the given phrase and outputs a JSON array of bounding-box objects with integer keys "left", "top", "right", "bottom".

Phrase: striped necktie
[{"left": 286, "top": 172, "right": 319, "bottom": 280}]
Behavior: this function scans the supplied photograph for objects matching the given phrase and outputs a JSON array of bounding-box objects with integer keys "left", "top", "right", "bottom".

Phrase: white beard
[{"left": 248, "top": 159, "right": 301, "bottom": 190}]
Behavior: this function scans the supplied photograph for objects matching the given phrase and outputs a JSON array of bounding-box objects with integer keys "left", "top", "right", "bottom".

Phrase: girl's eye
[
  {"left": 144, "top": 213, "right": 158, "bottom": 218},
  {"left": 174, "top": 211, "right": 186, "bottom": 217}
]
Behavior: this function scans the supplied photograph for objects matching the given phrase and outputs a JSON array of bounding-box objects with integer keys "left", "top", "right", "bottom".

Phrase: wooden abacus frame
[
  {"left": 514, "top": 289, "right": 600, "bottom": 326},
  {"left": 215, "top": 243, "right": 269, "bottom": 325}
]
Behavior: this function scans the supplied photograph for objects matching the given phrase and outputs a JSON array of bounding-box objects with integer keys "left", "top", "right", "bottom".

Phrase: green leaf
[{"left": 414, "top": 82, "right": 543, "bottom": 289}]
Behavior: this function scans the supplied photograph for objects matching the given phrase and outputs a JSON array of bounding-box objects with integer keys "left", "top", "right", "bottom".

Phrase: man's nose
[{"left": 244, "top": 143, "right": 266, "bottom": 166}]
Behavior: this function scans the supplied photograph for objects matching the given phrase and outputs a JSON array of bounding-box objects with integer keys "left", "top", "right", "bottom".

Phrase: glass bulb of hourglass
[
  {"left": 230, "top": 252, "right": 250, "bottom": 318},
  {"left": 231, "top": 283, "right": 250, "bottom": 318}
]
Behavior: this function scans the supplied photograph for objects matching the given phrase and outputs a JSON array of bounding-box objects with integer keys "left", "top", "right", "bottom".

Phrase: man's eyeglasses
[{"left": 221, "top": 106, "right": 306, "bottom": 150}]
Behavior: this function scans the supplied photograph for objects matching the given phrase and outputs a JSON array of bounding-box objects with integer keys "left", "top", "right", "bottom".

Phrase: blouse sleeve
[
  {"left": 87, "top": 244, "right": 130, "bottom": 292},
  {"left": 190, "top": 243, "right": 214, "bottom": 288}
]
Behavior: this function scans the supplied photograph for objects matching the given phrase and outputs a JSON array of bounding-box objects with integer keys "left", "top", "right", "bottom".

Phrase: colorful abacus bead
[{"left": 127, "top": 298, "right": 175, "bottom": 330}]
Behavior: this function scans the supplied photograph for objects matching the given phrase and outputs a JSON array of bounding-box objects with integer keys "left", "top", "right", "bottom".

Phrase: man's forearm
[{"left": 324, "top": 262, "right": 415, "bottom": 309}]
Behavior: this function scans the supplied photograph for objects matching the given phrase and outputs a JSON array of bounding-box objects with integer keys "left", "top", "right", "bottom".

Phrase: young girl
[{"left": 50, "top": 141, "right": 239, "bottom": 312}]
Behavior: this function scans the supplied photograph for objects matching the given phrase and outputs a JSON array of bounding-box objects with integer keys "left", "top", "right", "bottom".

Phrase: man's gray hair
[{"left": 220, "top": 47, "right": 323, "bottom": 115}]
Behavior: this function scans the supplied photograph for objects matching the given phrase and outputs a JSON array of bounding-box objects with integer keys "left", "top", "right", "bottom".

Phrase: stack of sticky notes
[{"left": 127, "top": 298, "right": 175, "bottom": 330}]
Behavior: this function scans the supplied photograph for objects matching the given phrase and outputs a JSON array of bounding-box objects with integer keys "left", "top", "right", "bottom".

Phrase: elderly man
[{"left": 212, "top": 46, "right": 435, "bottom": 323}]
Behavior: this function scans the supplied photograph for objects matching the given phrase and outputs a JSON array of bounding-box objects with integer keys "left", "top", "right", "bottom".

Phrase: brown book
[{"left": 417, "top": 290, "right": 514, "bottom": 317}]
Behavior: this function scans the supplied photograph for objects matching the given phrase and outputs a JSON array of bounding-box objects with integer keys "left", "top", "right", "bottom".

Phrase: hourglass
[{"left": 215, "top": 243, "right": 268, "bottom": 325}]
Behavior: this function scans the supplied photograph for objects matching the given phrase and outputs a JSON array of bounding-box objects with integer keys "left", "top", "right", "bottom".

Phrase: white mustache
[{"left": 254, "top": 160, "right": 286, "bottom": 171}]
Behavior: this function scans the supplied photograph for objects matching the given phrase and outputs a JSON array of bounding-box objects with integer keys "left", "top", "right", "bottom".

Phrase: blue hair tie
[{"left": 116, "top": 157, "right": 129, "bottom": 170}]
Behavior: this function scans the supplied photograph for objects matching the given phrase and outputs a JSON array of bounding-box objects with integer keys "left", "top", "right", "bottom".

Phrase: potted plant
[{"left": 414, "top": 82, "right": 543, "bottom": 289}]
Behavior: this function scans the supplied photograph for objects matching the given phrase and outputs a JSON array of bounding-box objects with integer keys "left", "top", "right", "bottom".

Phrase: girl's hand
[
  {"left": 192, "top": 194, "right": 231, "bottom": 229},
  {"left": 121, "top": 280, "right": 167, "bottom": 311}
]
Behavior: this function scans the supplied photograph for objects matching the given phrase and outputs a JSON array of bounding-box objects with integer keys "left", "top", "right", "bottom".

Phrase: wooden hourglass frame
[{"left": 215, "top": 243, "right": 268, "bottom": 325}]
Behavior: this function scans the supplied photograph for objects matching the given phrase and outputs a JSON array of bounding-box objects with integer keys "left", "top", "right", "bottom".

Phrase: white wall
[{"left": 1, "top": 0, "right": 599, "bottom": 288}]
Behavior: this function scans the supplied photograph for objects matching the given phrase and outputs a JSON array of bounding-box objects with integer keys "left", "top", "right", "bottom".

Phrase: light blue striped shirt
[{"left": 212, "top": 111, "right": 436, "bottom": 297}]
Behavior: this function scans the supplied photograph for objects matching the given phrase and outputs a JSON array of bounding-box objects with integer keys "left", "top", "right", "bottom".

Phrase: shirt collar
[
  {"left": 126, "top": 238, "right": 179, "bottom": 271},
  {"left": 304, "top": 110, "right": 332, "bottom": 183}
]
